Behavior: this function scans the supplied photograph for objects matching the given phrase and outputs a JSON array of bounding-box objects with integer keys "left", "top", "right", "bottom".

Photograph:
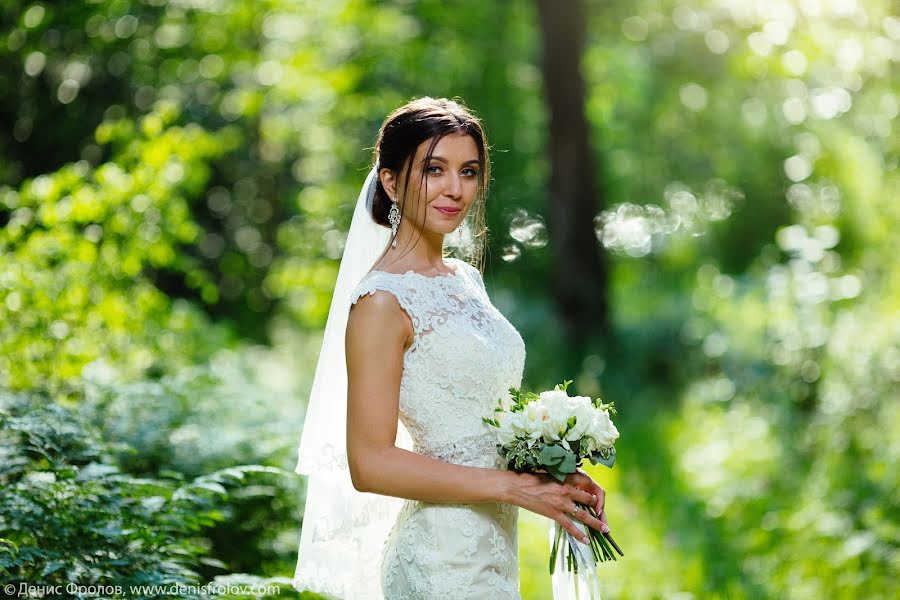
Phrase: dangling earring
[{"left": 389, "top": 197, "right": 401, "bottom": 248}]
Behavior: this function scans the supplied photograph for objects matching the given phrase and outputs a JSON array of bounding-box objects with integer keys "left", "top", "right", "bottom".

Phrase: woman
[{"left": 294, "top": 97, "right": 611, "bottom": 600}]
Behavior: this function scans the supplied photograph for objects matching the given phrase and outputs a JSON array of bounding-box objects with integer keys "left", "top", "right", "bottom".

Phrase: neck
[{"left": 381, "top": 219, "right": 447, "bottom": 269}]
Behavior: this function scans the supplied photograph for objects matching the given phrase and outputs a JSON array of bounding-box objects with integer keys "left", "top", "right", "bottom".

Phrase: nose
[{"left": 446, "top": 172, "right": 462, "bottom": 199}]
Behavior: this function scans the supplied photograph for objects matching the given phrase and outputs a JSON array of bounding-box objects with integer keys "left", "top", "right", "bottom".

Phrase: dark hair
[{"left": 370, "top": 96, "right": 491, "bottom": 272}]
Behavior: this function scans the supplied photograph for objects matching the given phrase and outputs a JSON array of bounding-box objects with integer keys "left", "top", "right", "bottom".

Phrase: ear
[{"left": 379, "top": 168, "right": 397, "bottom": 201}]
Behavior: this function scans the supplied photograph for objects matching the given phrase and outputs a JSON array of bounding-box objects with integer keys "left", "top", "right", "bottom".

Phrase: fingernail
[
  {"left": 581, "top": 535, "right": 589, "bottom": 543},
  {"left": 601, "top": 524, "right": 610, "bottom": 533}
]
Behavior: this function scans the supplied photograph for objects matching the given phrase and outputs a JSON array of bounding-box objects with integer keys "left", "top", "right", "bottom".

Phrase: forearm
[{"left": 354, "top": 446, "right": 519, "bottom": 505}]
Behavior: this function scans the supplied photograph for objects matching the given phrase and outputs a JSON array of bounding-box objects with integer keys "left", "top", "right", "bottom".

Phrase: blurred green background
[{"left": 1, "top": 1, "right": 897, "bottom": 598}]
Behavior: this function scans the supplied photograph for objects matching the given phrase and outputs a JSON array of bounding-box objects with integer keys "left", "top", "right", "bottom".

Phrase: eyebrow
[{"left": 429, "top": 156, "right": 481, "bottom": 166}]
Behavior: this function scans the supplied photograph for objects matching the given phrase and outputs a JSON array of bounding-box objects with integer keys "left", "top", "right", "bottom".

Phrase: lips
[{"left": 434, "top": 206, "right": 461, "bottom": 216}]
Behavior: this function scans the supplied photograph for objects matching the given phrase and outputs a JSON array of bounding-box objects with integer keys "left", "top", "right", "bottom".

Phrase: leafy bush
[
  {"left": 0, "top": 104, "right": 240, "bottom": 394},
  {"left": 77, "top": 342, "right": 313, "bottom": 579},
  {"left": 0, "top": 389, "right": 289, "bottom": 598},
  {"left": 0, "top": 102, "right": 311, "bottom": 597},
  {"left": 670, "top": 220, "right": 900, "bottom": 598}
]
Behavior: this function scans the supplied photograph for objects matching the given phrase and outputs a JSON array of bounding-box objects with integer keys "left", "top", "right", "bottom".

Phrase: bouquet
[{"left": 483, "top": 380, "right": 623, "bottom": 599}]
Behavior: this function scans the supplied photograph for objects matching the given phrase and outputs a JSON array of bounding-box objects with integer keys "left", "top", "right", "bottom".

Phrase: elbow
[
  {"left": 348, "top": 446, "right": 392, "bottom": 493},
  {"left": 348, "top": 450, "right": 373, "bottom": 492},
  {"left": 349, "top": 463, "right": 370, "bottom": 493}
]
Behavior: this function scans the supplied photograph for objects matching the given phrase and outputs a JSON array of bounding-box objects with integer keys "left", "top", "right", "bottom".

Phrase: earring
[{"left": 389, "top": 197, "right": 401, "bottom": 248}]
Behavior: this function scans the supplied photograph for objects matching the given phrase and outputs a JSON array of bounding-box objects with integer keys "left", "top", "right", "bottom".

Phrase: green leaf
[
  {"left": 540, "top": 444, "right": 578, "bottom": 478},
  {"left": 559, "top": 450, "right": 577, "bottom": 473},
  {"left": 591, "top": 448, "right": 616, "bottom": 468},
  {"left": 540, "top": 444, "right": 568, "bottom": 464},
  {"left": 546, "top": 465, "right": 568, "bottom": 483},
  {"left": 40, "top": 560, "right": 67, "bottom": 577}
]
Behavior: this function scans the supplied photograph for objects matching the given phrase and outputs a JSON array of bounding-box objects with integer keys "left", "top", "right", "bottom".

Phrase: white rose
[
  {"left": 588, "top": 409, "right": 620, "bottom": 449},
  {"left": 522, "top": 402, "right": 548, "bottom": 441},
  {"left": 538, "top": 389, "right": 570, "bottom": 407},
  {"left": 538, "top": 401, "right": 569, "bottom": 442},
  {"left": 497, "top": 411, "right": 525, "bottom": 445},
  {"left": 563, "top": 396, "right": 594, "bottom": 442}
]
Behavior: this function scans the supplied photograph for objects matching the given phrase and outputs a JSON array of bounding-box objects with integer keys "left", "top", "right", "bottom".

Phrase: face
[{"left": 382, "top": 132, "right": 481, "bottom": 236}]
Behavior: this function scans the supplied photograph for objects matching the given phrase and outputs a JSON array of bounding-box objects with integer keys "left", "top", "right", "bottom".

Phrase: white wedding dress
[{"left": 348, "top": 256, "right": 527, "bottom": 600}]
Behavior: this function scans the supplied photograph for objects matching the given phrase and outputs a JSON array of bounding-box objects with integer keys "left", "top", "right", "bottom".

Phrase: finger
[
  {"left": 569, "top": 475, "right": 605, "bottom": 511},
  {"left": 571, "top": 488, "right": 596, "bottom": 507},
  {"left": 598, "top": 507, "right": 610, "bottom": 532},
  {"left": 568, "top": 503, "right": 605, "bottom": 533},
  {"left": 568, "top": 471, "right": 592, "bottom": 490},
  {"left": 569, "top": 469, "right": 587, "bottom": 482},
  {"left": 573, "top": 469, "right": 598, "bottom": 487},
  {"left": 581, "top": 509, "right": 609, "bottom": 534},
  {"left": 569, "top": 485, "right": 601, "bottom": 513},
  {"left": 560, "top": 514, "right": 590, "bottom": 544}
]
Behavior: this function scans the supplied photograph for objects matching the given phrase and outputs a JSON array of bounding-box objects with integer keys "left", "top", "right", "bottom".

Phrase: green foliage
[
  {"left": 0, "top": 389, "right": 290, "bottom": 597},
  {"left": 586, "top": 447, "right": 617, "bottom": 470},
  {"left": 0, "top": 104, "right": 239, "bottom": 393},
  {"left": 75, "top": 346, "right": 310, "bottom": 581},
  {"left": 666, "top": 225, "right": 900, "bottom": 597},
  {"left": 502, "top": 438, "right": 544, "bottom": 473},
  {"left": 538, "top": 444, "right": 578, "bottom": 483},
  {"left": 507, "top": 0, "right": 899, "bottom": 595},
  {"left": 0, "top": 0, "right": 897, "bottom": 598}
]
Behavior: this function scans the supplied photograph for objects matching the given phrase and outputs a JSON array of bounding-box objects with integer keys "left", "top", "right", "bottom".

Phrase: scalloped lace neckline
[{"left": 368, "top": 258, "right": 462, "bottom": 281}]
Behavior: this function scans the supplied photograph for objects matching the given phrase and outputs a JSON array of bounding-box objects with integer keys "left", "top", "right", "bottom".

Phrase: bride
[{"left": 293, "top": 97, "right": 612, "bottom": 600}]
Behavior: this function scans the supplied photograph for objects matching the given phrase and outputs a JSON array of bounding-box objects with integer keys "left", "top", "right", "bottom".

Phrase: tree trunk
[{"left": 534, "top": 0, "right": 611, "bottom": 353}]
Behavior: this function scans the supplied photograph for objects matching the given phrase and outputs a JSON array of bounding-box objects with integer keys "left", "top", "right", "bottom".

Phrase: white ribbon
[{"left": 549, "top": 515, "right": 603, "bottom": 600}]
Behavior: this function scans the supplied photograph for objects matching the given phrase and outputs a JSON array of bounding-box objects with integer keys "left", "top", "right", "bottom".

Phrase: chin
[{"left": 427, "top": 223, "right": 458, "bottom": 235}]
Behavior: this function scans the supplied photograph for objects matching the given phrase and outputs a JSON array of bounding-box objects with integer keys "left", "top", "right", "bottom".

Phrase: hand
[
  {"left": 505, "top": 471, "right": 609, "bottom": 543},
  {"left": 564, "top": 467, "right": 611, "bottom": 534}
]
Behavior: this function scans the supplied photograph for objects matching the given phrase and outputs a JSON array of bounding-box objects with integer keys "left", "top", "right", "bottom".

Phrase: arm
[
  {"left": 345, "top": 289, "right": 515, "bottom": 504},
  {"left": 344, "top": 290, "right": 605, "bottom": 541}
]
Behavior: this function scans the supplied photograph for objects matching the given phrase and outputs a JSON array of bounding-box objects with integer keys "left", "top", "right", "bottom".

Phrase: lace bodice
[
  {"left": 349, "top": 257, "right": 527, "bottom": 599},
  {"left": 348, "top": 257, "right": 526, "bottom": 468}
]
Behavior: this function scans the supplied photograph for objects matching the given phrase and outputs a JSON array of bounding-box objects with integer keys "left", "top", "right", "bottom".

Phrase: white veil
[{"left": 293, "top": 164, "right": 414, "bottom": 599}]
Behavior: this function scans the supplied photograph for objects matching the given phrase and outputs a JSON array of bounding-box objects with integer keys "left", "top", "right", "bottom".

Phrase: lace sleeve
[
  {"left": 458, "top": 259, "right": 489, "bottom": 298},
  {"left": 350, "top": 274, "right": 425, "bottom": 336}
]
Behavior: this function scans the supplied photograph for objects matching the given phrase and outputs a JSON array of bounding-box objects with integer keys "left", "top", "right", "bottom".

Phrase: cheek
[{"left": 465, "top": 185, "right": 479, "bottom": 207}]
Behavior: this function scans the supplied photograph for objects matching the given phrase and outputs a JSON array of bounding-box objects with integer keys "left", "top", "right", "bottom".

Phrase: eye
[{"left": 427, "top": 164, "right": 479, "bottom": 177}]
